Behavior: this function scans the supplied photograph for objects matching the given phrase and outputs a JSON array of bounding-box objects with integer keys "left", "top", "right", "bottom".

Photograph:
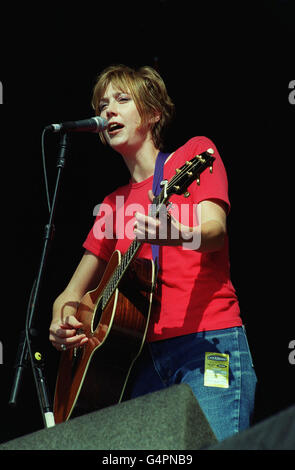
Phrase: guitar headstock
[{"left": 159, "top": 148, "right": 215, "bottom": 204}]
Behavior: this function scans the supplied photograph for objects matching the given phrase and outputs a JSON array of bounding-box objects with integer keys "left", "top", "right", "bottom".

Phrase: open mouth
[{"left": 108, "top": 122, "right": 124, "bottom": 135}]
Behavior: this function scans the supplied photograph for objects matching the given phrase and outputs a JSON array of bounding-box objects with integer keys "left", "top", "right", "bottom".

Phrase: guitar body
[{"left": 53, "top": 251, "right": 155, "bottom": 424}]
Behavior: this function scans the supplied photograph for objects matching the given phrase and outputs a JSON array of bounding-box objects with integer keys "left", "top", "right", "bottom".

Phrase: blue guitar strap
[{"left": 151, "top": 151, "right": 170, "bottom": 274}]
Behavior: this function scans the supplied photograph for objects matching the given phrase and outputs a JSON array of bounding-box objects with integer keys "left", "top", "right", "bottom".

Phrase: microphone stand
[{"left": 9, "top": 132, "right": 69, "bottom": 429}]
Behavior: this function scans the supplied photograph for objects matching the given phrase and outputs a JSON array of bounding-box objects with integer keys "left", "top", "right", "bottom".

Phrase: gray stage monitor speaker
[
  {"left": 0, "top": 384, "right": 217, "bottom": 450},
  {"left": 207, "top": 405, "right": 295, "bottom": 450}
]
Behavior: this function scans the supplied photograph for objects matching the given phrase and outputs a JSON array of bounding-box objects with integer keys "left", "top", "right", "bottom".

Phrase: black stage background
[{"left": 0, "top": 1, "right": 294, "bottom": 445}]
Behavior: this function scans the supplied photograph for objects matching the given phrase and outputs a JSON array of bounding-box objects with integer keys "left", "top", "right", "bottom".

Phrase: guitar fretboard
[{"left": 101, "top": 239, "right": 142, "bottom": 310}]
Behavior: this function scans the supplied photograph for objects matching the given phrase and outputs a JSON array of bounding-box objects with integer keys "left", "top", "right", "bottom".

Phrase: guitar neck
[{"left": 101, "top": 238, "right": 142, "bottom": 310}]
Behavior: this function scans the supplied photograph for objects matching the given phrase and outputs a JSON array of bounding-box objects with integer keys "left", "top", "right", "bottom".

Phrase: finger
[
  {"left": 53, "top": 327, "right": 78, "bottom": 338},
  {"left": 134, "top": 211, "right": 146, "bottom": 222},
  {"left": 148, "top": 190, "right": 154, "bottom": 202},
  {"left": 49, "top": 332, "right": 85, "bottom": 347},
  {"left": 134, "top": 227, "right": 158, "bottom": 243},
  {"left": 49, "top": 321, "right": 78, "bottom": 337},
  {"left": 63, "top": 315, "right": 84, "bottom": 329},
  {"left": 135, "top": 212, "right": 158, "bottom": 228},
  {"left": 134, "top": 219, "right": 157, "bottom": 236},
  {"left": 52, "top": 333, "right": 88, "bottom": 351},
  {"left": 49, "top": 322, "right": 86, "bottom": 341}
]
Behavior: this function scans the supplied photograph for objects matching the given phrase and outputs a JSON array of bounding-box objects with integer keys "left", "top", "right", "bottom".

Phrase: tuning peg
[
  {"left": 175, "top": 168, "right": 181, "bottom": 174},
  {"left": 210, "top": 166, "right": 213, "bottom": 173},
  {"left": 196, "top": 176, "right": 200, "bottom": 185},
  {"left": 160, "top": 179, "right": 168, "bottom": 198},
  {"left": 187, "top": 171, "right": 193, "bottom": 176},
  {"left": 183, "top": 191, "right": 190, "bottom": 198},
  {"left": 207, "top": 148, "right": 214, "bottom": 154}
]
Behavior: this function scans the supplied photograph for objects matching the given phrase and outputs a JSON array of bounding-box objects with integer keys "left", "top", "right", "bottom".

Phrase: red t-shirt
[{"left": 83, "top": 136, "right": 242, "bottom": 341}]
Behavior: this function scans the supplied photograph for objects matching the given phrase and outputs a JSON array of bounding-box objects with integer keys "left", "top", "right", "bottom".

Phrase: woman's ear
[{"left": 150, "top": 112, "right": 161, "bottom": 124}]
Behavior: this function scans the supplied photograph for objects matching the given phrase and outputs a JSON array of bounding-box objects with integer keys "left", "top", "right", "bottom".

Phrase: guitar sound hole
[{"left": 92, "top": 297, "right": 103, "bottom": 332}]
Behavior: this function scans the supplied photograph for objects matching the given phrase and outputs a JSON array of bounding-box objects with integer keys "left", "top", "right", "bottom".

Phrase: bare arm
[
  {"left": 191, "top": 199, "right": 227, "bottom": 252},
  {"left": 134, "top": 197, "right": 227, "bottom": 253},
  {"left": 49, "top": 250, "right": 107, "bottom": 351}
]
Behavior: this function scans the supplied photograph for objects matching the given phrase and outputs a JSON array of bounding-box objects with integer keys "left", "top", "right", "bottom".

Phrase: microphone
[{"left": 45, "top": 116, "right": 108, "bottom": 133}]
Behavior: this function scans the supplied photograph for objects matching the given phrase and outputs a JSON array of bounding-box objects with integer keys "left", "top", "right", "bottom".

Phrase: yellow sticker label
[{"left": 204, "top": 352, "right": 229, "bottom": 388}]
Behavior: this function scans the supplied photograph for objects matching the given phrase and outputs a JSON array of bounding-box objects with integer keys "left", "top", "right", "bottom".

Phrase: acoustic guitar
[{"left": 53, "top": 148, "right": 215, "bottom": 423}]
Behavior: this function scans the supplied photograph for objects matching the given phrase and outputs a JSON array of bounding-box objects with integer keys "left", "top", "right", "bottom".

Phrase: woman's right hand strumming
[{"left": 49, "top": 250, "right": 107, "bottom": 352}]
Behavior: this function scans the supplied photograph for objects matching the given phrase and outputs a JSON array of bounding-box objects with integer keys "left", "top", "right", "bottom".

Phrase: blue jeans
[{"left": 127, "top": 326, "right": 257, "bottom": 442}]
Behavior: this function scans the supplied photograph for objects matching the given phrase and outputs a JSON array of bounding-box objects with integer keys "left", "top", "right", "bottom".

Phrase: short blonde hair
[{"left": 92, "top": 64, "right": 175, "bottom": 150}]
